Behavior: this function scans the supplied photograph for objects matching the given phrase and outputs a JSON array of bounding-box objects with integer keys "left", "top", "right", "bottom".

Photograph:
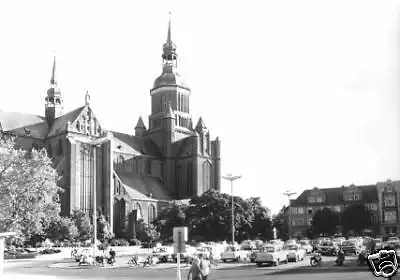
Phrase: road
[{"left": 3, "top": 254, "right": 385, "bottom": 280}]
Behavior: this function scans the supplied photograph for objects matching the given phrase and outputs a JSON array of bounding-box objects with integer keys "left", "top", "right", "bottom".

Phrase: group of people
[{"left": 187, "top": 253, "right": 213, "bottom": 280}]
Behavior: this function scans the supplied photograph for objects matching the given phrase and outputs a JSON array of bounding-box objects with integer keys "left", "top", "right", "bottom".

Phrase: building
[
  {"left": 376, "top": 179, "right": 400, "bottom": 235},
  {"left": 288, "top": 184, "right": 380, "bottom": 238},
  {"left": 0, "top": 18, "right": 221, "bottom": 238}
]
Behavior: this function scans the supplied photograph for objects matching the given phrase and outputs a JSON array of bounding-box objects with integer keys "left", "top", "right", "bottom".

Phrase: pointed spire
[
  {"left": 135, "top": 116, "right": 146, "bottom": 129},
  {"left": 85, "top": 90, "right": 91, "bottom": 106},
  {"left": 167, "top": 12, "right": 172, "bottom": 43},
  {"left": 50, "top": 56, "right": 57, "bottom": 85},
  {"left": 166, "top": 103, "right": 175, "bottom": 118},
  {"left": 196, "top": 117, "right": 207, "bottom": 132}
]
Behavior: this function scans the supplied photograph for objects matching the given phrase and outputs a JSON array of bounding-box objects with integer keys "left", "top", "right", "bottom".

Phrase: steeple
[
  {"left": 162, "top": 12, "right": 177, "bottom": 68},
  {"left": 50, "top": 56, "right": 57, "bottom": 85},
  {"left": 85, "top": 90, "right": 91, "bottom": 106},
  {"left": 45, "top": 56, "right": 64, "bottom": 124},
  {"left": 135, "top": 116, "right": 146, "bottom": 136},
  {"left": 195, "top": 117, "right": 207, "bottom": 132}
]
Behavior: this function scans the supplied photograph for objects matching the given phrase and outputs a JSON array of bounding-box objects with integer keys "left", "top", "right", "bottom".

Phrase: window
[
  {"left": 307, "top": 207, "right": 313, "bottom": 215},
  {"left": 148, "top": 204, "right": 157, "bottom": 224},
  {"left": 308, "top": 196, "right": 316, "bottom": 203},
  {"left": 308, "top": 218, "right": 313, "bottom": 226},
  {"left": 308, "top": 196, "right": 323, "bottom": 203},
  {"left": 384, "top": 194, "right": 396, "bottom": 207},
  {"left": 316, "top": 197, "right": 323, "bottom": 203},
  {"left": 292, "top": 219, "right": 304, "bottom": 226},
  {"left": 384, "top": 210, "right": 397, "bottom": 223},
  {"left": 292, "top": 207, "right": 304, "bottom": 215}
]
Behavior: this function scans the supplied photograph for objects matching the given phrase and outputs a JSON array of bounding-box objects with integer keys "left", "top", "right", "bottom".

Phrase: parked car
[
  {"left": 286, "top": 244, "right": 305, "bottom": 262},
  {"left": 171, "top": 246, "right": 197, "bottom": 262},
  {"left": 299, "top": 239, "right": 313, "bottom": 254},
  {"left": 318, "top": 241, "right": 338, "bottom": 256},
  {"left": 220, "top": 246, "right": 248, "bottom": 262},
  {"left": 340, "top": 240, "right": 360, "bottom": 255},
  {"left": 374, "top": 238, "right": 383, "bottom": 250},
  {"left": 249, "top": 249, "right": 259, "bottom": 263},
  {"left": 255, "top": 245, "right": 288, "bottom": 267}
]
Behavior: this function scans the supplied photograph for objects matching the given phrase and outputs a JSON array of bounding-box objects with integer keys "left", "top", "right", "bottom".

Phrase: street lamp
[
  {"left": 67, "top": 134, "right": 111, "bottom": 260},
  {"left": 222, "top": 173, "right": 242, "bottom": 244}
]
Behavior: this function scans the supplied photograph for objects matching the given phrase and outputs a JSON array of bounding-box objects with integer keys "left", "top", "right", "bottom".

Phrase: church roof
[
  {"left": 11, "top": 122, "right": 49, "bottom": 139},
  {"left": 290, "top": 184, "right": 378, "bottom": 206},
  {"left": 0, "top": 109, "right": 46, "bottom": 132},
  {"left": 153, "top": 68, "right": 189, "bottom": 89},
  {"left": 115, "top": 169, "right": 174, "bottom": 201},
  {"left": 111, "top": 131, "right": 162, "bottom": 158},
  {"left": 47, "top": 106, "right": 85, "bottom": 137}
]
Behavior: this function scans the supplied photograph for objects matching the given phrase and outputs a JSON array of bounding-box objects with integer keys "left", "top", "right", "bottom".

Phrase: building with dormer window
[
  {"left": 0, "top": 16, "right": 221, "bottom": 238},
  {"left": 288, "top": 184, "right": 380, "bottom": 237}
]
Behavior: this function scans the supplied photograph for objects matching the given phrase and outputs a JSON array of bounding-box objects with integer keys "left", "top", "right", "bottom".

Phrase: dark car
[
  {"left": 340, "top": 240, "right": 358, "bottom": 255},
  {"left": 318, "top": 241, "right": 338, "bottom": 256}
]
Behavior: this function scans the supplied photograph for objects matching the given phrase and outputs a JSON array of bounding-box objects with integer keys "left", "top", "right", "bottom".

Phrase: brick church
[{"left": 0, "top": 18, "right": 221, "bottom": 237}]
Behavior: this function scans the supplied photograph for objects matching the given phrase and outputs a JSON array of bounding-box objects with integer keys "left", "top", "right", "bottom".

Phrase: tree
[
  {"left": 46, "top": 216, "right": 79, "bottom": 241},
  {"left": 152, "top": 202, "right": 187, "bottom": 241},
  {"left": 71, "top": 209, "right": 93, "bottom": 241},
  {"left": 186, "top": 190, "right": 254, "bottom": 242},
  {"left": 246, "top": 197, "right": 273, "bottom": 240},
  {"left": 0, "top": 138, "right": 61, "bottom": 244},
  {"left": 272, "top": 206, "right": 289, "bottom": 241},
  {"left": 341, "top": 204, "right": 372, "bottom": 235},
  {"left": 137, "top": 220, "right": 160, "bottom": 242},
  {"left": 312, "top": 207, "right": 339, "bottom": 236},
  {"left": 97, "top": 214, "right": 113, "bottom": 242}
]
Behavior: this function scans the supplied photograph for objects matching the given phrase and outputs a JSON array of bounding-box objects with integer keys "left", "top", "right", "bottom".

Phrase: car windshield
[
  {"left": 300, "top": 240, "right": 309, "bottom": 245},
  {"left": 225, "top": 246, "right": 236, "bottom": 252},
  {"left": 389, "top": 237, "right": 399, "bottom": 241},
  {"left": 263, "top": 247, "right": 275, "bottom": 253},
  {"left": 342, "top": 241, "right": 354, "bottom": 246},
  {"left": 321, "top": 242, "right": 333, "bottom": 246},
  {"left": 287, "top": 245, "right": 298, "bottom": 250}
]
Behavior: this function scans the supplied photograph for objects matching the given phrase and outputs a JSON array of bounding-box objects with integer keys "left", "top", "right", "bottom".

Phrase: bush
[
  {"left": 109, "top": 238, "right": 129, "bottom": 246},
  {"left": 98, "top": 241, "right": 110, "bottom": 251},
  {"left": 129, "top": 239, "right": 141, "bottom": 246}
]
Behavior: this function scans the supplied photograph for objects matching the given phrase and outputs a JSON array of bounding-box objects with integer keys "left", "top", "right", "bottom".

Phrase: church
[{"left": 0, "top": 18, "right": 221, "bottom": 238}]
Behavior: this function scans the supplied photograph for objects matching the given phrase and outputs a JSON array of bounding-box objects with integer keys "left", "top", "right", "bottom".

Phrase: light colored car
[
  {"left": 152, "top": 246, "right": 174, "bottom": 263},
  {"left": 299, "top": 239, "right": 313, "bottom": 254},
  {"left": 286, "top": 244, "right": 305, "bottom": 262},
  {"left": 255, "top": 245, "right": 288, "bottom": 266},
  {"left": 220, "top": 246, "right": 248, "bottom": 262}
]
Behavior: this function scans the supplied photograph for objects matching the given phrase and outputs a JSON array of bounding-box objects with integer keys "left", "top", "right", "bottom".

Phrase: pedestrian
[
  {"left": 199, "top": 253, "right": 211, "bottom": 280},
  {"left": 187, "top": 256, "right": 203, "bottom": 280}
]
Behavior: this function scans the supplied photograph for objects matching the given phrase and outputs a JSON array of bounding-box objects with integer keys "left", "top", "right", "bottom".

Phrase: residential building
[{"left": 288, "top": 184, "right": 379, "bottom": 238}]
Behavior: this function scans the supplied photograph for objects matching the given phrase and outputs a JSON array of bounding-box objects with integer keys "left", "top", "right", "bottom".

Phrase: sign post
[
  {"left": 173, "top": 227, "right": 188, "bottom": 280},
  {"left": 0, "top": 232, "right": 16, "bottom": 278}
]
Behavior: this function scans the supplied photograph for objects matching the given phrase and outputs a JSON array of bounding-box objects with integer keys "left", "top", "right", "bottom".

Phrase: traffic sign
[{"left": 173, "top": 227, "right": 188, "bottom": 254}]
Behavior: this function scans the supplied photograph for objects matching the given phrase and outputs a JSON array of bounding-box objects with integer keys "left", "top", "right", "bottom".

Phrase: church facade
[{"left": 0, "top": 19, "right": 221, "bottom": 238}]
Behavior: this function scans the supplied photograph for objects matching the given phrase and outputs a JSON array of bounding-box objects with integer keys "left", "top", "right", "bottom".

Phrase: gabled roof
[
  {"left": 0, "top": 109, "right": 46, "bottom": 131},
  {"left": 111, "top": 131, "right": 162, "bottom": 158},
  {"left": 11, "top": 121, "right": 49, "bottom": 139},
  {"left": 291, "top": 184, "right": 378, "bottom": 206},
  {"left": 47, "top": 106, "right": 85, "bottom": 137},
  {"left": 115, "top": 169, "right": 173, "bottom": 201}
]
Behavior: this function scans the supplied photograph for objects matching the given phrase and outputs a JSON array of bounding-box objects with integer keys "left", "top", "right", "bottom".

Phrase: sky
[{"left": 0, "top": 0, "right": 399, "bottom": 214}]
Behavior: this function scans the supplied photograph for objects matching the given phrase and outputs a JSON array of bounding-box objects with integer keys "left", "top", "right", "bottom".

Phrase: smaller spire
[
  {"left": 85, "top": 90, "right": 91, "bottom": 106},
  {"left": 50, "top": 56, "right": 57, "bottom": 85},
  {"left": 135, "top": 116, "right": 146, "bottom": 129},
  {"left": 164, "top": 103, "right": 175, "bottom": 119},
  {"left": 195, "top": 117, "right": 207, "bottom": 131},
  {"left": 167, "top": 11, "right": 172, "bottom": 43}
]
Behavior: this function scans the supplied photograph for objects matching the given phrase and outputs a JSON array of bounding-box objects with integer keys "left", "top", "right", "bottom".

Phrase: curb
[{"left": 272, "top": 265, "right": 370, "bottom": 275}]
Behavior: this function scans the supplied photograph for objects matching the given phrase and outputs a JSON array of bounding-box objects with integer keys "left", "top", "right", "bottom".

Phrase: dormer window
[
  {"left": 308, "top": 196, "right": 323, "bottom": 203},
  {"left": 24, "top": 128, "right": 31, "bottom": 136}
]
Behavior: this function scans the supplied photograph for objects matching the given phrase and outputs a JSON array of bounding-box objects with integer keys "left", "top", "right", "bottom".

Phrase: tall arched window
[
  {"left": 148, "top": 204, "right": 156, "bottom": 224},
  {"left": 134, "top": 203, "right": 143, "bottom": 221},
  {"left": 203, "top": 161, "right": 211, "bottom": 192}
]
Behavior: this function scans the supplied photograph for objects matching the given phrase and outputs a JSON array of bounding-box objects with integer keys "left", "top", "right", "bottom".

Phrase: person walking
[
  {"left": 199, "top": 253, "right": 211, "bottom": 280},
  {"left": 187, "top": 256, "right": 203, "bottom": 280}
]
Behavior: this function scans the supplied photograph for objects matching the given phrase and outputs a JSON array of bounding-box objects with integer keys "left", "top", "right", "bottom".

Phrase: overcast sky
[{"left": 0, "top": 0, "right": 399, "bottom": 214}]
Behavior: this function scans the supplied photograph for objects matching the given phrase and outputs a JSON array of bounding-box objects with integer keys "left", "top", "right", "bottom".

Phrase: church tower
[
  {"left": 148, "top": 14, "right": 192, "bottom": 139},
  {"left": 45, "top": 56, "right": 64, "bottom": 125}
]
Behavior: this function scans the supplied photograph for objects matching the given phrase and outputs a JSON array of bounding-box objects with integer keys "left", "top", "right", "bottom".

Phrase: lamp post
[
  {"left": 222, "top": 174, "right": 242, "bottom": 244},
  {"left": 67, "top": 134, "right": 111, "bottom": 261}
]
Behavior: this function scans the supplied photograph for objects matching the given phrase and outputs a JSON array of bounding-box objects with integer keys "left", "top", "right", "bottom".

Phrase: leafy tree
[
  {"left": 71, "top": 209, "right": 93, "bottom": 241},
  {"left": 97, "top": 214, "right": 113, "bottom": 242},
  {"left": 341, "top": 204, "right": 372, "bottom": 235},
  {"left": 247, "top": 197, "right": 273, "bottom": 241},
  {"left": 46, "top": 216, "right": 79, "bottom": 241},
  {"left": 312, "top": 207, "right": 339, "bottom": 236},
  {"left": 0, "top": 138, "right": 61, "bottom": 244},
  {"left": 137, "top": 220, "right": 160, "bottom": 242},
  {"left": 186, "top": 190, "right": 254, "bottom": 242},
  {"left": 272, "top": 206, "right": 289, "bottom": 241},
  {"left": 152, "top": 202, "right": 187, "bottom": 240}
]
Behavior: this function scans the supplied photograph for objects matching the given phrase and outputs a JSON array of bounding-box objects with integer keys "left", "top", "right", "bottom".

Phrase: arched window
[
  {"left": 148, "top": 204, "right": 156, "bottom": 224},
  {"left": 133, "top": 203, "right": 143, "bottom": 221},
  {"left": 203, "top": 161, "right": 211, "bottom": 192}
]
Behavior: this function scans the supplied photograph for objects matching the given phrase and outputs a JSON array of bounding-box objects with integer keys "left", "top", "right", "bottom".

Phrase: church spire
[
  {"left": 167, "top": 12, "right": 172, "bottom": 43},
  {"left": 85, "top": 90, "right": 91, "bottom": 106},
  {"left": 50, "top": 56, "right": 57, "bottom": 85},
  {"left": 162, "top": 12, "right": 177, "bottom": 68}
]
